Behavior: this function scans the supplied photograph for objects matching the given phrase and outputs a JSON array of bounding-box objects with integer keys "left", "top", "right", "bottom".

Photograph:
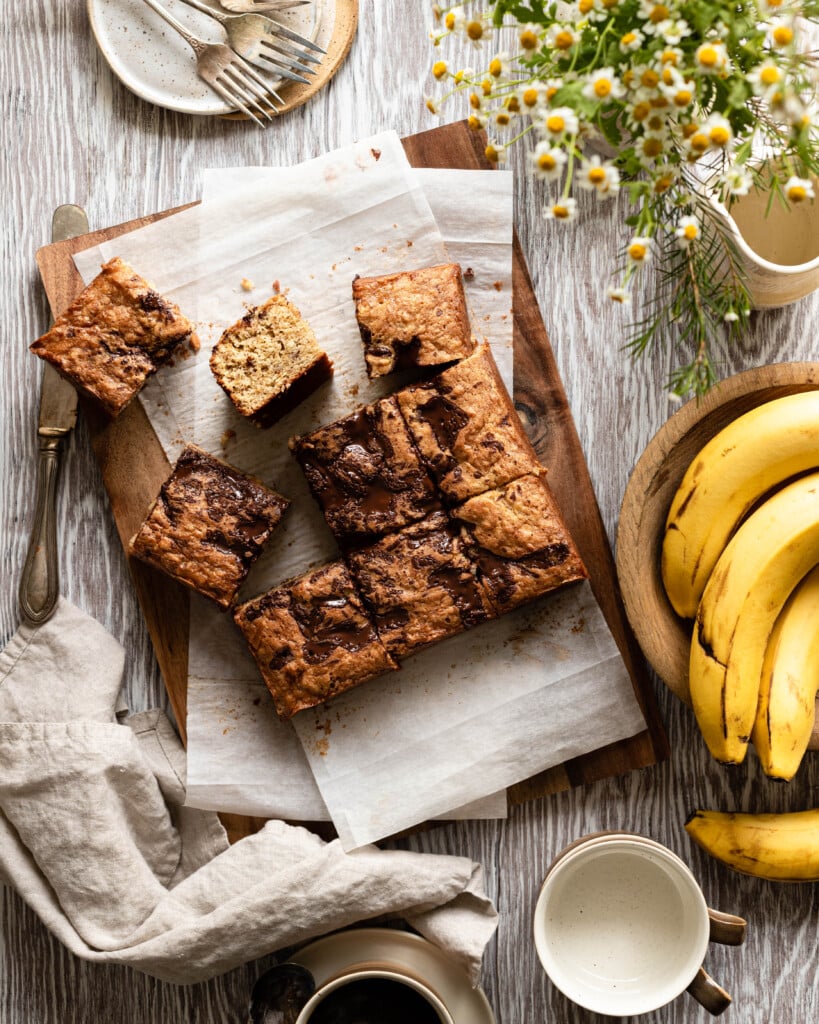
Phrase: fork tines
[
  {"left": 259, "top": 38, "right": 318, "bottom": 75},
  {"left": 212, "top": 55, "right": 283, "bottom": 127},
  {"left": 266, "top": 17, "right": 326, "bottom": 54}
]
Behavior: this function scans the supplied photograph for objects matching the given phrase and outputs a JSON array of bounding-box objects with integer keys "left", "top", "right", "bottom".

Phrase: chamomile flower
[
  {"left": 637, "top": 132, "right": 669, "bottom": 165},
  {"left": 684, "top": 125, "right": 711, "bottom": 158},
  {"left": 544, "top": 197, "right": 578, "bottom": 221},
  {"left": 589, "top": 0, "right": 621, "bottom": 22},
  {"left": 577, "top": 155, "right": 621, "bottom": 196},
  {"left": 703, "top": 113, "right": 733, "bottom": 147},
  {"left": 443, "top": 5, "right": 466, "bottom": 32},
  {"left": 769, "top": 20, "right": 795, "bottom": 48},
  {"left": 530, "top": 142, "right": 568, "bottom": 180},
  {"left": 432, "top": 60, "right": 448, "bottom": 80},
  {"left": 488, "top": 53, "right": 512, "bottom": 78},
  {"left": 695, "top": 41, "right": 729, "bottom": 73},
  {"left": 675, "top": 215, "right": 701, "bottom": 247},
  {"left": 724, "top": 310, "right": 740, "bottom": 322},
  {"left": 722, "top": 165, "right": 753, "bottom": 196},
  {"left": 639, "top": 0, "right": 672, "bottom": 26},
  {"left": 484, "top": 141, "right": 507, "bottom": 164},
  {"left": 582, "top": 68, "right": 625, "bottom": 102},
  {"left": 784, "top": 176, "right": 815, "bottom": 202},
  {"left": 652, "top": 166, "right": 679, "bottom": 193},
  {"left": 627, "top": 236, "right": 653, "bottom": 263},
  {"left": 658, "top": 46, "right": 684, "bottom": 66},
  {"left": 492, "top": 107, "right": 516, "bottom": 128},
  {"left": 607, "top": 286, "right": 632, "bottom": 304},
  {"left": 542, "top": 106, "right": 579, "bottom": 137},
  {"left": 747, "top": 61, "right": 783, "bottom": 97},
  {"left": 546, "top": 24, "right": 579, "bottom": 54},
  {"left": 657, "top": 19, "right": 691, "bottom": 44},
  {"left": 619, "top": 29, "right": 645, "bottom": 53},
  {"left": 518, "top": 23, "right": 542, "bottom": 51},
  {"left": 425, "top": 95, "right": 442, "bottom": 115}
]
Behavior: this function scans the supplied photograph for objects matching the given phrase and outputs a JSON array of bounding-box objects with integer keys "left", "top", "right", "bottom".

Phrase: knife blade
[{"left": 19, "top": 205, "right": 90, "bottom": 625}]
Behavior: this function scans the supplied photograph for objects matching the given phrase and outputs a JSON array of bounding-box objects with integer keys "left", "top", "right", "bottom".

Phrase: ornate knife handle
[{"left": 19, "top": 431, "right": 64, "bottom": 625}]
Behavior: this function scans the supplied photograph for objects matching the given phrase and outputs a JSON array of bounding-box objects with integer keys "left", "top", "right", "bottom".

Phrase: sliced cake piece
[
  {"left": 395, "top": 344, "right": 539, "bottom": 503},
  {"left": 29, "top": 256, "right": 193, "bottom": 417},
  {"left": 352, "top": 263, "right": 475, "bottom": 379},
  {"left": 290, "top": 394, "right": 439, "bottom": 543},
  {"left": 210, "top": 295, "right": 333, "bottom": 428},
  {"left": 346, "top": 511, "right": 495, "bottom": 659},
  {"left": 129, "top": 445, "right": 290, "bottom": 610},
  {"left": 452, "top": 471, "right": 587, "bottom": 614},
  {"left": 234, "top": 562, "right": 398, "bottom": 720}
]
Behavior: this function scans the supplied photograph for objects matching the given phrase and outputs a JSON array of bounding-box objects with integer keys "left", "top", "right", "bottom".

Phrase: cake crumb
[
  {"left": 493, "top": 281, "right": 503, "bottom": 291},
  {"left": 272, "top": 280, "right": 281, "bottom": 294},
  {"left": 371, "top": 147, "right": 382, "bottom": 161},
  {"left": 241, "top": 278, "right": 254, "bottom": 292},
  {"left": 220, "top": 428, "right": 236, "bottom": 449},
  {"left": 464, "top": 267, "right": 475, "bottom": 279},
  {"left": 406, "top": 240, "right": 413, "bottom": 247}
]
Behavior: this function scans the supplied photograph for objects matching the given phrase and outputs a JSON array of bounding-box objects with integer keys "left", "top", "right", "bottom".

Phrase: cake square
[
  {"left": 290, "top": 395, "right": 439, "bottom": 542},
  {"left": 233, "top": 562, "right": 398, "bottom": 720},
  {"left": 352, "top": 263, "right": 475, "bottom": 379},
  {"left": 452, "top": 472, "right": 587, "bottom": 614},
  {"left": 210, "top": 295, "right": 333, "bottom": 428},
  {"left": 129, "top": 445, "right": 290, "bottom": 610},
  {"left": 29, "top": 256, "right": 193, "bottom": 417},
  {"left": 395, "top": 344, "right": 539, "bottom": 503},
  {"left": 346, "top": 511, "right": 494, "bottom": 659}
]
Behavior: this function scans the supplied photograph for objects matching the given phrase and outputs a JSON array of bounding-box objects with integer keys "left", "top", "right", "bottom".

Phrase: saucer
[{"left": 288, "top": 928, "right": 496, "bottom": 1024}]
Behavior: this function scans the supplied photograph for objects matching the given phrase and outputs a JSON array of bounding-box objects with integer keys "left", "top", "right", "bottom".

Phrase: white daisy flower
[
  {"left": 703, "top": 113, "right": 733, "bottom": 147},
  {"left": 695, "top": 41, "right": 729, "bottom": 73},
  {"left": 541, "top": 106, "right": 579, "bottom": 137},
  {"left": 784, "top": 176, "right": 815, "bottom": 202},
  {"left": 582, "top": 68, "right": 625, "bottom": 103},
  {"left": 747, "top": 61, "right": 783, "bottom": 98},
  {"left": 619, "top": 29, "right": 645, "bottom": 53},
  {"left": 627, "top": 237, "right": 653, "bottom": 264},
  {"left": 577, "top": 155, "right": 621, "bottom": 196},
  {"left": 722, "top": 166, "right": 753, "bottom": 197},
  {"left": 607, "top": 285, "right": 632, "bottom": 304},
  {"left": 547, "top": 24, "right": 579, "bottom": 54},
  {"left": 675, "top": 215, "right": 701, "bottom": 247},
  {"left": 530, "top": 142, "right": 568, "bottom": 181},
  {"left": 544, "top": 197, "right": 578, "bottom": 221}
]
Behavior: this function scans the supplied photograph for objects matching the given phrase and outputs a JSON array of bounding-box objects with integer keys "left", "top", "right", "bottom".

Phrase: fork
[
  {"left": 219, "top": 0, "right": 310, "bottom": 11},
  {"left": 177, "top": 0, "right": 325, "bottom": 84},
  {"left": 139, "top": 0, "right": 282, "bottom": 126}
]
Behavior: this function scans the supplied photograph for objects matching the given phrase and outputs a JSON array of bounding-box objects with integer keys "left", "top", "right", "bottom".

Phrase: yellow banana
[
  {"left": 689, "top": 471, "right": 819, "bottom": 765},
  {"left": 686, "top": 808, "right": 819, "bottom": 881},
  {"left": 752, "top": 565, "right": 819, "bottom": 780},
  {"left": 662, "top": 390, "right": 819, "bottom": 619}
]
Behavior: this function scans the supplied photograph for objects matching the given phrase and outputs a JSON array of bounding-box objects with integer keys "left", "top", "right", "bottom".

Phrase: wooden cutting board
[{"left": 35, "top": 121, "right": 668, "bottom": 841}]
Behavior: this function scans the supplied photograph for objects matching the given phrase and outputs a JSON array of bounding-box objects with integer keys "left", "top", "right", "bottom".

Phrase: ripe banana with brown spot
[
  {"left": 686, "top": 808, "right": 819, "bottom": 881},
  {"left": 689, "top": 471, "right": 819, "bottom": 765},
  {"left": 662, "top": 390, "right": 819, "bottom": 619},
  {"left": 752, "top": 564, "right": 819, "bottom": 781}
]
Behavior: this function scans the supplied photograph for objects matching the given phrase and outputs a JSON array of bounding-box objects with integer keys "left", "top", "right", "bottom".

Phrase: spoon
[
  {"left": 220, "top": 1, "right": 311, "bottom": 12},
  {"left": 248, "top": 963, "right": 316, "bottom": 1024}
]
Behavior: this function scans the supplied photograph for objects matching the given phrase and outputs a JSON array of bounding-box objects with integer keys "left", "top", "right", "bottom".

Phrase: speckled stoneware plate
[
  {"left": 289, "top": 928, "right": 496, "bottom": 1024},
  {"left": 87, "top": 0, "right": 326, "bottom": 116}
]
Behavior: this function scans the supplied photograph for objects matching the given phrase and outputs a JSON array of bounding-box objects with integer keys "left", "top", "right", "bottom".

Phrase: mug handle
[
  {"left": 686, "top": 967, "right": 732, "bottom": 1016},
  {"left": 708, "top": 908, "right": 747, "bottom": 946}
]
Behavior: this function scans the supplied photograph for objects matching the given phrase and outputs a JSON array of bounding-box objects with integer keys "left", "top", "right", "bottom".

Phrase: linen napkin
[{"left": 0, "top": 598, "right": 498, "bottom": 984}]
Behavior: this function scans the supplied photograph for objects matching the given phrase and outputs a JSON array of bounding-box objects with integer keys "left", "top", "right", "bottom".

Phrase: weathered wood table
[{"left": 3, "top": 3, "right": 818, "bottom": 1021}]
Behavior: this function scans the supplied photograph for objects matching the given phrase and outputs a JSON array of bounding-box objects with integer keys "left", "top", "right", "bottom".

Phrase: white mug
[
  {"left": 533, "top": 832, "right": 746, "bottom": 1017},
  {"left": 295, "top": 962, "right": 455, "bottom": 1024}
]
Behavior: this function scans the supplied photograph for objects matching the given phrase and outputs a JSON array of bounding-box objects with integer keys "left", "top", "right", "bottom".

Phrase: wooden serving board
[{"left": 36, "top": 121, "right": 668, "bottom": 840}]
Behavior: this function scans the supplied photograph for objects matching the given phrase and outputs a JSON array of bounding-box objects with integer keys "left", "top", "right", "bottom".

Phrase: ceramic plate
[
  {"left": 289, "top": 928, "right": 496, "bottom": 1024},
  {"left": 87, "top": 0, "right": 325, "bottom": 115}
]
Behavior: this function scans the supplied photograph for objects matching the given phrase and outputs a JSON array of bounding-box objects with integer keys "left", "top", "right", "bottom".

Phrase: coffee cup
[
  {"left": 294, "top": 962, "right": 454, "bottom": 1024},
  {"left": 533, "top": 832, "right": 746, "bottom": 1017}
]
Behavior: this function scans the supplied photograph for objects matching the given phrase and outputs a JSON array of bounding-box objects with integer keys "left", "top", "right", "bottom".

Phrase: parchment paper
[{"left": 74, "top": 132, "right": 647, "bottom": 847}]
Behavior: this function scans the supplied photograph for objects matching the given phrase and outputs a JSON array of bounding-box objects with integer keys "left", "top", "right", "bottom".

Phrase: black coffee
[{"left": 307, "top": 977, "right": 442, "bottom": 1024}]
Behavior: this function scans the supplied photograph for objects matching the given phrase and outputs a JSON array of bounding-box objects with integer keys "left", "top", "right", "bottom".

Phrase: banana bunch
[
  {"left": 686, "top": 809, "right": 819, "bottom": 881},
  {"left": 660, "top": 391, "right": 819, "bottom": 771}
]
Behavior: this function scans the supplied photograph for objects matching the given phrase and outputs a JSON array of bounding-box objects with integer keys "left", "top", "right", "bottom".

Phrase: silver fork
[
  {"left": 140, "top": 0, "right": 282, "bottom": 126},
  {"left": 219, "top": 1, "right": 310, "bottom": 11},
  {"left": 177, "top": 0, "right": 325, "bottom": 84}
]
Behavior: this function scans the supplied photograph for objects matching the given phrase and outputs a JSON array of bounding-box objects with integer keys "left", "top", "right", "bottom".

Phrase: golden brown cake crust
[
  {"left": 129, "top": 445, "right": 289, "bottom": 609},
  {"left": 234, "top": 562, "right": 397, "bottom": 720},
  {"left": 353, "top": 263, "right": 475, "bottom": 379},
  {"left": 210, "top": 295, "right": 333, "bottom": 428},
  {"left": 453, "top": 472, "right": 587, "bottom": 614},
  {"left": 29, "top": 256, "right": 193, "bottom": 417},
  {"left": 346, "top": 511, "right": 494, "bottom": 658},
  {"left": 395, "top": 344, "right": 539, "bottom": 503},
  {"left": 290, "top": 395, "right": 439, "bottom": 541}
]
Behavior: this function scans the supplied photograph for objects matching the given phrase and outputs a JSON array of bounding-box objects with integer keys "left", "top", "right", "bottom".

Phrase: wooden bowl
[{"left": 616, "top": 362, "right": 819, "bottom": 712}]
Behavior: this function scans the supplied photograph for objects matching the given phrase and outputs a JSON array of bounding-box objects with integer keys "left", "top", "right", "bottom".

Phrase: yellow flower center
[
  {"left": 469, "top": 92, "right": 481, "bottom": 109},
  {"left": 641, "top": 69, "right": 660, "bottom": 88},
  {"left": 683, "top": 224, "right": 698, "bottom": 240},
  {"left": 496, "top": 112, "right": 510, "bottom": 126},
  {"left": 445, "top": 12, "right": 456, "bottom": 29},
  {"left": 538, "top": 153, "right": 557, "bottom": 171},
  {"left": 689, "top": 132, "right": 709, "bottom": 152},
  {"left": 454, "top": 69, "right": 466, "bottom": 83},
  {"left": 594, "top": 79, "right": 613, "bottom": 98},
  {"left": 661, "top": 68, "right": 675, "bottom": 85},
  {"left": 761, "top": 66, "right": 781, "bottom": 85},
  {"left": 628, "top": 243, "right": 648, "bottom": 261},
  {"left": 555, "top": 30, "right": 575, "bottom": 50},
  {"left": 710, "top": 125, "right": 731, "bottom": 146},
  {"left": 623, "top": 69, "right": 635, "bottom": 87},
  {"left": 588, "top": 167, "right": 607, "bottom": 185},
  {"left": 546, "top": 85, "right": 559, "bottom": 100},
  {"left": 648, "top": 114, "right": 664, "bottom": 131},
  {"left": 552, "top": 204, "right": 571, "bottom": 219},
  {"left": 481, "top": 78, "right": 493, "bottom": 95},
  {"left": 547, "top": 114, "right": 566, "bottom": 133},
  {"left": 520, "top": 29, "right": 539, "bottom": 50},
  {"left": 506, "top": 96, "right": 520, "bottom": 112},
  {"left": 432, "top": 61, "right": 447, "bottom": 80},
  {"left": 698, "top": 45, "right": 719, "bottom": 67},
  {"left": 485, "top": 144, "right": 500, "bottom": 163},
  {"left": 661, "top": 49, "right": 679, "bottom": 65},
  {"left": 674, "top": 89, "right": 693, "bottom": 107},
  {"left": 631, "top": 102, "right": 651, "bottom": 121},
  {"left": 788, "top": 185, "right": 808, "bottom": 202},
  {"left": 654, "top": 173, "right": 674, "bottom": 193},
  {"left": 621, "top": 32, "right": 637, "bottom": 46},
  {"left": 643, "top": 137, "right": 664, "bottom": 157},
  {"left": 467, "top": 115, "right": 482, "bottom": 130},
  {"left": 682, "top": 122, "right": 699, "bottom": 138},
  {"left": 650, "top": 95, "right": 670, "bottom": 108},
  {"left": 578, "top": 0, "right": 595, "bottom": 13},
  {"left": 466, "top": 20, "right": 484, "bottom": 40},
  {"left": 650, "top": 4, "right": 670, "bottom": 23},
  {"left": 773, "top": 26, "right": 793, "bottom": 46},
  {"left": 522, "top": 87, "right": 539, "bottom": 107},
  {"left": 489, "top": 58, "right": 503, "bottom": 78},
  {"left": 602, "top": 0, "right": 619, "bottom": 9},
  {"left": 426, "top": 98, "right": 437, "bottom": 113}
]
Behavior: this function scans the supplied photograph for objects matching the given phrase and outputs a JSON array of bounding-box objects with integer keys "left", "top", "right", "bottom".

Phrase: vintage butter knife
[{"left": 19, "top": 204, "right": 89, "bottom": 625}]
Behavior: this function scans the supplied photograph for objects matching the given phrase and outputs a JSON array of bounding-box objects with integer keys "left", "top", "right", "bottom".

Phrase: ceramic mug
[
  {"left": 295, "top": 962, "right": 455, "bottom": 1024},
  {"left": 533, "top": 832, "right": 746, "bottom": 1017}
]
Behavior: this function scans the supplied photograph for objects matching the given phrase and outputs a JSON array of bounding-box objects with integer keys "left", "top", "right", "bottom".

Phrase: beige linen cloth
[{"left": 0, "top": 598, "right": 498, "bottom": 984}]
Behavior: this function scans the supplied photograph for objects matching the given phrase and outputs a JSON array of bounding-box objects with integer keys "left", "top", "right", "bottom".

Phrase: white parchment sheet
[{"left": 74, "top": 132, "right": 647, "bottom": 848}]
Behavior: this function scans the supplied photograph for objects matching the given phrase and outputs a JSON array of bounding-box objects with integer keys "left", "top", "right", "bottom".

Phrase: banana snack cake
[
  {"left": 233, "top": 562, "right": 398, "bottom": 720},
  {"left": 210, "top": 294, "right": 333, "bottom": 428},
  {"left": 352, "top": 263, "right": 475, "bottom": 379},
  {"left": 30, "top": 256, "right": 194, "bottom": 417},
  {"left": 129, "top": 445, "right": 290, "bottom": 610}
]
